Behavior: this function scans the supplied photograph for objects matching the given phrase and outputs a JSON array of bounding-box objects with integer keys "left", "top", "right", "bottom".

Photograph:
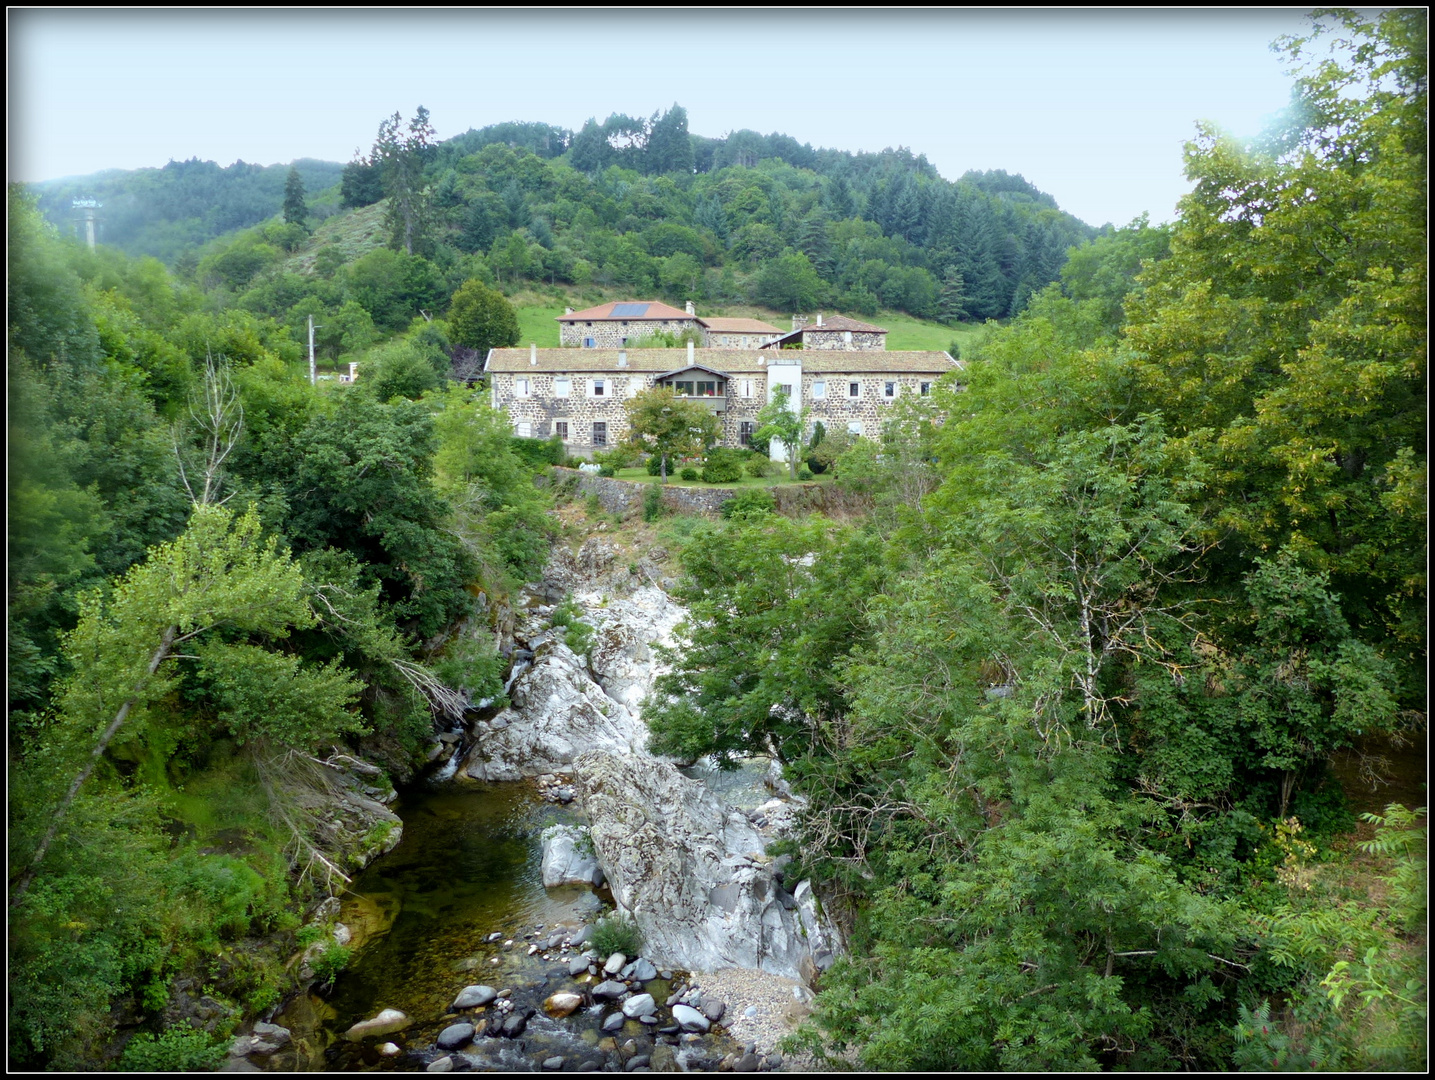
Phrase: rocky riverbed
[{"left": 235, "top": 534, "right": 842, "bottom": 1072}]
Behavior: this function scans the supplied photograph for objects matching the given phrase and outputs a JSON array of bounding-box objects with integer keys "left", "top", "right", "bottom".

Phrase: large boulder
[
  {"left": 540, "top": 825, "right": 602, "bottom": 887},
  {"left": 586, "top": 586, "right": 685, "bottom": 711},
  {"left": 575, "top": 751, "right": 829, "bottom": 979},
  {"left": 462, "top": 640, "right": 646, "bottom": 780}
]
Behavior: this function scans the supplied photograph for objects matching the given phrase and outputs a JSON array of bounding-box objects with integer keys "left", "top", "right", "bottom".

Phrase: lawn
[
  {"left": 515, "top": 301, "right": 564, "bottom": 347},
  {"left": 510, "top": 289, "right": 996, "bottom": 358}
]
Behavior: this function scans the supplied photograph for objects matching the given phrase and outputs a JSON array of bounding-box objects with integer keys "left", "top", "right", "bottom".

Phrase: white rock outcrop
[
  {"left": 462, "top": 639, "right": 645, "bottom": 780},
  {"left": 575, "top": 750, "right": 832, "bottom": 980},
  {"left": 540, "top": 824, "right": 602, "bottom": 887}
]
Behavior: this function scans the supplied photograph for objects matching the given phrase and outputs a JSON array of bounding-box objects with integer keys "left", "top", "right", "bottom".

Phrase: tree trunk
[
  {"left": 10, "top": 625, "right": 177, "bottom": 906},
  {"left": 661, "top": 453, "right": 668, "bottom": 484}
]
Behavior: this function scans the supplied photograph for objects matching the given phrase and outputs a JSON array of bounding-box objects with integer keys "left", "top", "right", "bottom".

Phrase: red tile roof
[{"left": 557, "top": 300, "right": 696, "bottom": 322}]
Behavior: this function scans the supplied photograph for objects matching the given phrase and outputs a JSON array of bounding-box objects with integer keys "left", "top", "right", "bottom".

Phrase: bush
[
  {"left": 310, "top": 942, "right": 352, "bottom": 988},
  {"left": 642, "top": 484, "right": 664, "bottom": 523},
  {"left": 597, "top": 464, "right": 617, "bottom": 479},
  {"left": 701, "top": 448, "right": 745, "bottom": 484},
  {"left": 550, "top": 594, "right": 594, "bottom": 660},
  {"left": 798, "top": 467, "right": 814, "bottom": 481},
  {"left": 594, "top": 446, "right": 639, "bottom": 472},
  {"left": 744, "top": 458, "right": 775, "bottom": 478},
  {"left": 509, "top": 435, "right": 565, "bottom": 468},
  {"left": 119, "top": 1027, "right": 228, "bottom": 1072},
  {"left": 721, "top": 489, "right": 776, "bottom": 520},
  {"left": 588, "top": 913, "right": 643, "bottom": 958},
  {"left": 679, "top": 467, "right": 700, "bottom": 482},
  {"left": 646, "top": 454, "right": 665, "bottom": 476}
]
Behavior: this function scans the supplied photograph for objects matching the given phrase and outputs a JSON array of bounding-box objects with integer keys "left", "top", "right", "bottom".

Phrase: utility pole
[{"left": 308, "top": 315, "right": 323, "bottom": 386}]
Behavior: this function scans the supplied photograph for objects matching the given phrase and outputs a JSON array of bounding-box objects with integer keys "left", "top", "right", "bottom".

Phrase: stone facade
[
  {"left": 797, "top": 329, "right": 887, "bottom": 350},
  {"left": 560, "top": 317, "right": 702, "bottom": 348},
  {"left": 703, "top": 329, "right": 781, "bottom": 350},
  {"left": 486, "top": 346, "right": 959, "bottom": 456},
  {"left": 763, "top": 314, "right": 890, "bottom": 351}
]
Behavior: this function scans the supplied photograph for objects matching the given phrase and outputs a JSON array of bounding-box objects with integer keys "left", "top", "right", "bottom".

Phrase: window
[
  {"left": 696, "top": 380, "right": 717, "bottom": 397},
  {"left": 592, "top": 422, "right": 607, "bottom": 447},
  {"left": 515, "top": 421, "right": 532, "bottom": 438},
  {"left": 920, "top": 382, "right": 931, "bottom": 396},
  {"left": 583, "top": 337, "right": 596, "bottom": 348},
  {"left": 848, "top": 382, "right": 861, "bottom": 398},
  {"left": 777, "top": 383, "right": 794, "bottom": 399},
  {"left": 811, "top": 381, "right": 826, "bottom": 399},
  {"left": 514, "top": 378, "right": 530, "bottom": 397},
  {"left": 884, "top": 381, "right": 897, "bottom": 399},
  {"left": 675, "top": 380, "right": 694, "bottom": 396},
  {"left": 555, "top": 421, "right": 569, "bottom": 440},
  {"left": 555, "top": 378, "right": 571, "bottom": 397},
  {"left": 739, "top": 421, "right": 754, "bottom": 447},
  {"left": 847, "top": 421, "right": 863, "bottom": 435},
  {"left": 739, "top": 379, "right": 753, "bottom": 398},
  {"left": 592, "top": 379, "right": 606, "bottom": 397}
]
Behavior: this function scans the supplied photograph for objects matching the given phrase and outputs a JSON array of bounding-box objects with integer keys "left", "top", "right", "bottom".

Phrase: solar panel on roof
[{"left": 609, "top": 303, "right": 650, "bottom": 318}]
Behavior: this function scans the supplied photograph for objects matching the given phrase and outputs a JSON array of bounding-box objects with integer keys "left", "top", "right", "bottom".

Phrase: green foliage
[
  {"left": 623, "top": 386, "right": 721, "bottom": 481},
  {"left": 720, "top": 489, "right": 775, "bottom": 520},
  {"left": 642, "top": 483, "right": 665, "bottom": 523},
  {"left": 193, "top": 641, "right": 366, "bottom": 749},
  {"left": 645, "top": 513, "right": 883, "bottom": 766},
  {"left": 587, "top": 913, "right": 643, "bottom": 959},
  {"left": 119, "top": 1026, "right": 228, "bottom": 1072},
  {"left": 754, "top": 387, "right": 807, "bottom": 481},
  {"left": 431, "top": 635, "right": 507, "bottom": 706},
  {"left": 282, "top": 166, "right": 309, "bottom": 228},
  {"left": 549, "top": 593, "right": 594, "bottom": 661},
  {"left": 310, "top": 942, "right": 353, "bottom": 988},
  {"left": 678, "top": 467, "right": 700, "bottom": 482},
  {"left": 700, "top": 447, "right": 744, "bottom": 483},
  {"left": 447, "top": 277, "right": 520, "bottom": 354}
]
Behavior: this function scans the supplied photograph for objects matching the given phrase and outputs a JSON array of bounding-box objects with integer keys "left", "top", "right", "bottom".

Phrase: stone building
[
  {"left": 485, "top": 341, "right": 959, "bottom": 457},
  {"left": 759, "top": 313, "right": 889, "bottom": 351},
  {"left": 557, "top": 300, "right": 702, "bottom": 348},
  {"left": 697, "top": 316, "right": 784, "bottom": 350},
  {"left": 557, "top": 299, "right": 782, "bottom": 350}
]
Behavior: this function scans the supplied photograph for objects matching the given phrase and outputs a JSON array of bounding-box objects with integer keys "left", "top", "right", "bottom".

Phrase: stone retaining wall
[{"left": 547, "top": 468, "right": 869, "bottom": 520}]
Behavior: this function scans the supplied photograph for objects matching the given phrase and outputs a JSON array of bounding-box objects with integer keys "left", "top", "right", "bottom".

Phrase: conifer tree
[{"left": 282, "top": 165, "right": 308, "bottom": 227}]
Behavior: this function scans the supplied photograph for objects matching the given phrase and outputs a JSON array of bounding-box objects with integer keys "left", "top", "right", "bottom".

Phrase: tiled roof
[
  {"left": 485, "top": 348, "right": 959, "bottom": 376},
  {"left": 759, "top": 315, "right": 891, "bottom": 346},
  {"left": 698, "top": 317, "right": 784, "bottom": 334},
  {"left": 557, "top": 300, "right": 695, "bottom": 322}
]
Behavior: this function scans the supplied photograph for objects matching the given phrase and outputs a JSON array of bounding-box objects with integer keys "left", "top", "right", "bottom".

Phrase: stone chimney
[
  {"left": 685, "top": 300, "right": 695, "bottom": 316},
  {"left": 687, "top": 340, "right": 695, "bottom": 365},
  {"left": 529, "top": 344, "right": 537, "bottom": 365},
  {"left": 564, "top": 306, "right": 574, "bottom": 315},
  {"left": 618, "top": 350, "right": 628, "bottom": 367}
]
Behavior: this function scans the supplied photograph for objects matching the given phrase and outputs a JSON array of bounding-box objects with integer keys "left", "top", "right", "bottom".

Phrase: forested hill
[
  {"left": 31, "top": 158, "right": 346, "bottom": 266},
  {"left": 30, "top": 107, "right": 1095, "bottom": 323}
]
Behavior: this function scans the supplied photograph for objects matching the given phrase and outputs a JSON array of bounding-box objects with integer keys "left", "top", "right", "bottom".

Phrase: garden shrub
[
  {"left": 701, "top": 448, "right": 744, "bottom": 484},
  {"left": 642, "top": 484, "right": 664, "bottom": 523},
  {"left": 679, "top": 467, "right": 700, "bottom": 482}
]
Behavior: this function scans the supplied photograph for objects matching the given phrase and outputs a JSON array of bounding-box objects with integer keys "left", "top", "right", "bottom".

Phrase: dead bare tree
[{"left": 174, "top": 350, "right": 244, "bottom": 506}]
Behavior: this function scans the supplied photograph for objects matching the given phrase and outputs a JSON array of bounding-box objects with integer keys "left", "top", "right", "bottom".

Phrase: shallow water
[
  {"left": 276, "top": 777, "right": 750, "bottom": 1072},
  {"left": 279, "top": 782, "right": 610, "bottom": 1070}
]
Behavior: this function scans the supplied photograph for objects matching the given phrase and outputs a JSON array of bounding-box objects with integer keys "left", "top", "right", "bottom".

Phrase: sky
[{"left": 9, "top": 8, "right": 1335, "bottom": 228}]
